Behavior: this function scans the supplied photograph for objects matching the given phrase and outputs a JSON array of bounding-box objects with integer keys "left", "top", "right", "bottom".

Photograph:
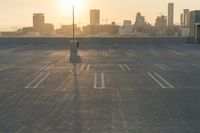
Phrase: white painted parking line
[
  {"left": 147, "top": 72, "right": 166, "bottom": 88},
  {"left": 155, "top": 64, "right": 172, "bottom": 71},
  {"left": 80, "top": 64, "right": 90, "bottom": 72},
  {"left": 147, "top": 72, "right": 174, "bottom": 88},
  {"left": 25, "top": 73, "right": 44, "bottom": 88},
  {"left": 118, "top": 64, "right": 125, "bottom": 71},
  {"left": 39, "top": 64, "right": 55, "bottom": 71},
  {"left": 101, "top": 73, "right": 105, "bottom": 89},
  {"left": 125, "top": 50, "right": 135, "bottom": 56},
  {"left": 93, "top": 72, "right": 106, "bottom": 89},
  {"left": 159, "top": 64, "right": 173, "bottom": 71},
  {"left": 154, "top": 73, "right": 174, "bottom": 88},
  {"left": 33, "top": 73, "right": 50, "bottom": 88},
  {"left": 119, "top": 64, "right": 131, "bottom": 71},
  {"left": 102, "top": 51, "right": 109, "bottom": 56},
  {"left": 0, "top": 65, "right": 13, "bottom": 71},
  {"left": 25, "top": 73, "right": 50, "bottom": 88},
  {"left": 44, "top": 64, "right": 55, "bottom": 70},
  {"left": 115, "top": 90, "right": 128, "bottom": 133},
  {"left": 191, "top": 63, "right": 200, "bottom": 69},
  {"left": 80, "top": 64, "right": 85, "bottom": 71},
  {"left": 169, "top": 50, "right": 187, "bottom": 56},
  {"left": 124, "top": 64, "right": 131, "bottom": 71},
  {"left": 39, "top": 65, "right": 49, "bottom": 71},
  {"left": 94, "top": 73, "right": 97, "bottom": 89},
  {"left": 155, "top": 64, "right": 168, "bottom": 71},
  {"left": 87, "top": 64, "right": 90, "bottom": 72}
]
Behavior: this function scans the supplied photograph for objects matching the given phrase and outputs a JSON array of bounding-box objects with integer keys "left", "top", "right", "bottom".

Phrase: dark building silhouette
[{"left": 190, "top": 10, "right": 200, "bottom": 43}]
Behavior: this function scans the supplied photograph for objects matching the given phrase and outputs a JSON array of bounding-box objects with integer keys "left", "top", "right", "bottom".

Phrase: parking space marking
[
  {"left": 0, "top": 65, "right": 13, "bottom": 71},
  {"left": 125, "top": 50, "right": 136, "bottom": 56},
  {"left": 44, "top": 64, "right": 55, "bottom": 70},
  {"left": 154, "top": 73, "right": 174, "bottom": 88},
  {"left": 80, "top": 64, "right": 85, "bottom": 71},
  {"left": 118, "top": 64, "right": 131, "bottom": 71},
  {"left": 191, "top": 63, "right": 200, "bottom": 69},
  {"left": 118, "top": 64, "right": 125, "bottom": 71},
  {"left": 93, "top": 72, "right": 105, "bottom": 89},
  {"left": 169, "top": 50, "right": 187, "bottom": 56},
  {"left": 25, "top": 73, "right": 50, "bottom": 88},
  {"left": 33, "top": 73, "right": 50, "bottom": 88},
  {"left": 155, "top": 64, "right": 172, "bottom": 71},
  {"left": 147, "top": 72, "right": 174, "bottom": 88},
  {"left": 25, "top": 73, "right": 44, "bottom": 88}
]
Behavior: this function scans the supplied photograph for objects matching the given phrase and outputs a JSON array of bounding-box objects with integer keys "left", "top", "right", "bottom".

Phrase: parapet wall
[{"left": 0, "top": 37, "right": 189, "bottom": 45}]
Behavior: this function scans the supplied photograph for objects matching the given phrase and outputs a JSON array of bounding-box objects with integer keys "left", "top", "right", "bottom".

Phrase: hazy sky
[{"left": 0, "top": 0, "right": 200, "bottom": 30}]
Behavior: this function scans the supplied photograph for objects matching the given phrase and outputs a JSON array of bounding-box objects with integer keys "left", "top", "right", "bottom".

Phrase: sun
[{"left": 59, "top": 0, "right": 84, "bottom": 15}]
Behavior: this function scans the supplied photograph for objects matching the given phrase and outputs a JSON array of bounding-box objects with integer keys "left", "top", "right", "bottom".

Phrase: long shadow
[{"left": 71, "top": 62, "right": 82, "bottom": 133}]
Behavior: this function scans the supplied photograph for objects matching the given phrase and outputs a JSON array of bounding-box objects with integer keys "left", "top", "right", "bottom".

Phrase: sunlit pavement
[{"left": 0, "top": 41, "right": 200, "bottom": 133}]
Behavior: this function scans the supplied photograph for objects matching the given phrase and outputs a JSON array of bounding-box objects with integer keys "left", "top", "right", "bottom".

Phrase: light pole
[
  {"left": 72, "top": 2, "right": 75, "bottom": 42},
  {"left": 70, "top": 0, "right": 80, "bottom": 63}
]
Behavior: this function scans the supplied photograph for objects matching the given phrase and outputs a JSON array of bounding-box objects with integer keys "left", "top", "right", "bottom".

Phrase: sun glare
[{"left": 59, "top": 0, "right": 84, "bottom": 15}]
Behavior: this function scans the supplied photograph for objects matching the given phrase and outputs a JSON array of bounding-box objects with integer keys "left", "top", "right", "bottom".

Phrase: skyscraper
[
  {"left": 33, "top": 13, "right": 45, "bottom": 32},
  {"left": 180, "top": 13, "right": 184, "bottom": 27},
  {"left": 168, "top": 3, "right": 174, "bottom": 27},
  {"left": 184, "top": 9, "right": 190, "bottom": 27},
  {"left": 90, "top": 9, "right": 100, "bottom": 25}
]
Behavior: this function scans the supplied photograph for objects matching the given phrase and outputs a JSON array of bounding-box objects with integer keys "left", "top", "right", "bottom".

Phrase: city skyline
[{"left": 1, "top": 0, "right": 200, "bottom": 31}]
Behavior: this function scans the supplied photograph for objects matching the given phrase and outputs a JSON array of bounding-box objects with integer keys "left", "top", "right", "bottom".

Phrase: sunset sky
[{"left": 0, "top": 0, "right": 200, "bottom": 30}]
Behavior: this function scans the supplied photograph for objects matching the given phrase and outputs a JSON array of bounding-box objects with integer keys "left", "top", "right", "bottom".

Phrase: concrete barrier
[{"left": 0, "top": 37, "right": 189, "bottom": 45}]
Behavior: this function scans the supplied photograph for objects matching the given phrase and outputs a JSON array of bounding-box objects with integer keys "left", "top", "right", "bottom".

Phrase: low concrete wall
[{"left": 0, "top": 37, "right": 189, "bottom": 45}]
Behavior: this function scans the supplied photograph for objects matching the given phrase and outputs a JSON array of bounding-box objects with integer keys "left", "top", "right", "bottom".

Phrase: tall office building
[
  {"left": 90, "top": 9, "right": 100, "bottom": 25},
  {"left": 189, "top": 10, "right": 200, "bottom": 43},
  {"left": 168, "top": 3, "right": 174, "bottom": 27},
  {"left": 33, "top": 13, "right": 45, "bottom": 32},
  {"left": 180, "top": 13, "right": 184, "bottom": 27},
  {"left": 184, "top": 9, "right": 190, "bottom": 27}
]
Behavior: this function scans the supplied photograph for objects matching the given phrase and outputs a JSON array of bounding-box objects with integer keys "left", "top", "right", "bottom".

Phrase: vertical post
[{"left": 73, "top": 3, "right": 75, "bottom": 42}]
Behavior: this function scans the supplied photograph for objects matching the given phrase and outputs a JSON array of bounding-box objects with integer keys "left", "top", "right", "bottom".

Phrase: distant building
[
  {"left": 135, "top": 12, "right": 145, "bottom": 27},
  {"left": 42, "top": 23, "right": 54, "bottom": 35},
  {"left": 168, "top": 3, "right": 174, "bottom": 27},
  {"left": 181, "top": 9, "right": 190, "bottom": 27},
  {"left": 184, "top": 9, "right": 190, "bottom": 27},
  {"left": 82, "top": 24, "right": 119, "bottom": 36},
  {"left": 123, "top": 20, "right": 132, "bottom": 26},
  {"left": 189, "top": 10, "right": 200, "bottom": 43},
  {"left": 33, "top": 13, "right": 45, "bottom": 32},
  {"left": 155, "top": 15, "right": 167, "bottom": 28},
  {"left": 1, "top": 31, "right": 19, "bottom": 37},
  {"left": 111, "top": 22, "right": 116, "bottom": 26},
  {"left": 90, "top": 9, "right": 100, "bottom": 25},
  {"left": 56, "top": 25, "right": 81, "bottom": 36},
  {"left": 119, "top": 20, "right": 133, "bottom": 36},
  {"left": 180, "top": 13, "right": 184, "bottom": 27}
]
